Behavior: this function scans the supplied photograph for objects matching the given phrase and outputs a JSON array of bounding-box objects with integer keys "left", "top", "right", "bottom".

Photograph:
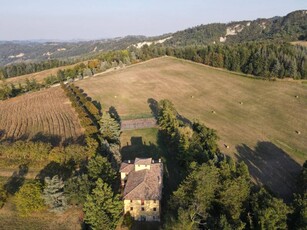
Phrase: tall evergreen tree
[
  {"left": 43, "top": 175, "right": 67, "bottom": 212},
  {"left": 99, "top": 112, "right": 121, "bottom": 144},
  {"left": 83, "top": 179, "right": 122, "bottom": 230}
]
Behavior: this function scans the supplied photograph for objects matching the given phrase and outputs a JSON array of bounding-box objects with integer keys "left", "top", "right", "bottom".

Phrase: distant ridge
[{"left": 0, "top": 10, "right": 306, "bottom": 66}]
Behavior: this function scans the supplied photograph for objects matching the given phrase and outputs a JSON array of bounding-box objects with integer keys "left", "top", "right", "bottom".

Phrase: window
[
  {"left": 130, "top": 200, "right": 133, "bottom": 203},
  {"left": 141, "top": 200, "right": 144, "bottom": 205},
  {"left": 153, "top": 208, "right": 157, "bottom": 211},
  {"left": 130, "top": 207, "right": 133, "bottom": 211},
  {"left": 153, "top": 200, "right": 156, "bottom": 203},
  {"left": 141, "top": 207, "right": 145, "bottom": 211}
]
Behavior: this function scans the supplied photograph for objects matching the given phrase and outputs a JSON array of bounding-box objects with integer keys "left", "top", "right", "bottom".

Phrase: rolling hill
[{"left": 76, "top": 56, "right": 307, "bottom": 198}]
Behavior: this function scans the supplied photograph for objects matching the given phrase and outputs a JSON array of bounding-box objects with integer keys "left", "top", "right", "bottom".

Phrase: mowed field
[
  {"left": 0, "top": 87, "right": 83, "bottom": 145},
  {"left": 5, "top": 62, "right": 86, "bottom": 85},
  {"left": 77, "top": 56, "right": 307, "bottom": 198}
]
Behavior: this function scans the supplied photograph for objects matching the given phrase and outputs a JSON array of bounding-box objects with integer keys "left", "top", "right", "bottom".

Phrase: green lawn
[{"left": 120, "top": 128, "right": 162, "bottom": 161}]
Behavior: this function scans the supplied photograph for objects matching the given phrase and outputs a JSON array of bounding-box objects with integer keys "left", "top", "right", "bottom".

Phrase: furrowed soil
[{"left": 0, "top": 87, "right": 84, "bottom": 145}]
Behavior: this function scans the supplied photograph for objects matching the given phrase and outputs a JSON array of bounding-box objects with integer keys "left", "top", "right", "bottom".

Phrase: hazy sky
[{"left": 0, "top": 0, "right": 306, "bottom": 40}]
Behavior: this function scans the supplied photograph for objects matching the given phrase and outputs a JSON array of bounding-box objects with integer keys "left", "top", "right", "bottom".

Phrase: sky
[{"left": 0, "top": 0, "right": 306, "bottom": 41}]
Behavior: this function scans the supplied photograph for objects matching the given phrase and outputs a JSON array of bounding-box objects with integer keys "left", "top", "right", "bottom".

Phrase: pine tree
[
  {"left": 83, "top": 179, "right": 122, "bottom": 230},
  {"left": 99, "top": 112, "right": 121, "bottom": 144},
  {"left": 43, "top": 175, "right": 67, "bottom": 212},
  {"left": 251, "top": 188, "right": 290, "bottom": 230},
  {"left": 87, "top": 155, "right": 117, "bottom": 185}
]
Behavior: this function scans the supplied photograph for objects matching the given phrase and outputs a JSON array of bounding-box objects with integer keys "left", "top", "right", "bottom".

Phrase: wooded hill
[
  {"left": 165, "top": 10, "right": 307, "bottom": 46},
  {"left": 1, "top": 10, "right": 306, "bottom": 67}
]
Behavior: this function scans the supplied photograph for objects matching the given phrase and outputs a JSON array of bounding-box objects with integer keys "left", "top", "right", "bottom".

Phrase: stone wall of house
[{"left": 124, "top": 199, "right": 160, "bottom": 221}]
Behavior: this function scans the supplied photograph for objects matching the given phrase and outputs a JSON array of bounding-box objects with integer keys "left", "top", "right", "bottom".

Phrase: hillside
[
  {"left": 1, "top": 10, "right": 306, "bottom": 67},
  {"left": 164, "top": 10, "right": 307, "bottom": 46},
  {"left": 0, "top": 35, "right": 166, "bottom": 66},
  {"left": 76, "top": 56, "right": 306, "bottom": 198}
]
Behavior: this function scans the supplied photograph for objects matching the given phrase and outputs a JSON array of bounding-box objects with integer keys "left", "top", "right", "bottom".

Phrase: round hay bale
[
  {"left": 240, "top": 102, "right": 243, "bottom": 105},
  {"left": 224, "top": 144, "right": 230, "bottom": 149},
  {"left": 191, "top": 96, "right": 194, "bottom": 99},
  {"left": 114, "top": 95, "right": 117, "bottom": 98},
  {"left": 296, "top": 130, "right": 301, "bottom": 135},
  {"left": 212, "top": 110, "right": 216, "bottom": 114},
  {"left": 295, "top": 95, "right": 299, "bottom": 98}
]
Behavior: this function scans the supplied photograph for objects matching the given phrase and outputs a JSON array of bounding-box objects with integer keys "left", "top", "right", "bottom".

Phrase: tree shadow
[
  {"left": 235, "top": 141, "right": 302, "bottom": 202},
  {"left": 4, "top": 163, "right": 29, "bottom": 195},
  {"left": 31, "top": 132, "right": 62, "bottom": 146},
  {"left": 0, "top": 129, "right": 4, "bottom": 139},
  {"left": 93, "top": 100, "right": 102, "bottom": 114},
  {"left": 147, "top": 98, "right": 159, "bottom": 119},
  {"left": 36, "top": 160, "right": 75, "bottom": 183},
  {"left": 0, "top": 133, "right": 30, "bottom": 143},
  {"left": 109, "top": 106, "right": 121, "bottom": 126},
  {"left": 121, "top": 136, "right": 161, "bottom": 161}
]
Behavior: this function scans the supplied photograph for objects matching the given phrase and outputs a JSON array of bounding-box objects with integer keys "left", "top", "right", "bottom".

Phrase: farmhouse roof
[
  {"left": 120, "top": 162, "right": 134, "bottom": 173},
  {"left": 123, "top": 159, "right": 163, "bottom": 200},
  {"left": 135, "top": 157, "right": 152, "bottom": 165}
]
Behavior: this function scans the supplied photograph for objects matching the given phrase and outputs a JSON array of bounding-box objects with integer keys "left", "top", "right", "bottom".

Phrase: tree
[
  {"left": 64, "top": 174, "right": 92, "bottom": 205},
  {"left": 99, "top": 112, "right": 121, "bottom": 144},
  {"left": 158, "top": 99, "right": 179, "bottom": 143},
  {"left": 251, "top": 188, "right": 290, "bottom": 230},
  {"left": 14, "top": 181, "right": 45, "bottom": 216},
  {"left": 170, "top": 162, "right": 220, "bottom": 227},
  {"left": 189, "top": 121, "right": 219, "bottom": 164},
  {"left": 292, "top": 193, "right": 307, "bottom": 230},
  {"left": 87, "top": 155, "right": 117, "bottom": 185},
  {"left": 43, "top": 175, "right": 67, "bottom": 212},
  {"left": 83, "top": 179, "right": 122, "bottom": 230},
  {"left": 167, "top": 208, "right": 198, "bottom": 230}
]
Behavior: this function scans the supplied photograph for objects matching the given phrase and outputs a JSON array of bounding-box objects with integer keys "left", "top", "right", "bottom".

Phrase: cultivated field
[
  {"left": 0, "top": 87, "right": 83, "bottom": 145},
  {"left": 77, "top": 56, "right": 307, "bottom": 198}
]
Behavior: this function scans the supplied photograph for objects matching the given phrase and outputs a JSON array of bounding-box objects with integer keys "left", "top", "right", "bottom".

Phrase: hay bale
[
  {"left": 296, "top": 130, "right": 301, "bottom": 135},
  {"left": 295, "top": 95, "right": 299, "bottom": 98},
  {"left": 224, "top": 144, "right": 230, "bottom": 149},
  {"left": 191, "top": 96, "right": 194, "bottom": 99},
  {"left": 240, "top": 102, "right": 243, "bottom": 105},
  {"left": 212, "top": 110, "right": 216, "bottom": 114},
  {"left": 114, "top": 95, "right": 117, "bottom": 98}
]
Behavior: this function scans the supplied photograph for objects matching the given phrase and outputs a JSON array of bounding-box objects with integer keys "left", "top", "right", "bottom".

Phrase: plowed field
[{"left": 0, "top": 87, "right": 83, "bottom": 145}]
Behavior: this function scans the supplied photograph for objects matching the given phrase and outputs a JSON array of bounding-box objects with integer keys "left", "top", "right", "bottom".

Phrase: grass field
[
  {"left": 0, "top": 87, "right": 83, "bottom": 145},
  {"left": 5, "top": 62, "right": 86, "bottom": 85},
  {"left": 77, "top": 56, "right": 307, "bottom": 199}
]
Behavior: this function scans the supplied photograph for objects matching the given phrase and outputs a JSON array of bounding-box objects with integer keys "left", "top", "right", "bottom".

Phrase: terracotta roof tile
[
  {"left": 123, "top": 162, "right": 163, "bottom": 200},
  {"left": 135, "top": 158, "right": 152, "bottom": 165}
]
